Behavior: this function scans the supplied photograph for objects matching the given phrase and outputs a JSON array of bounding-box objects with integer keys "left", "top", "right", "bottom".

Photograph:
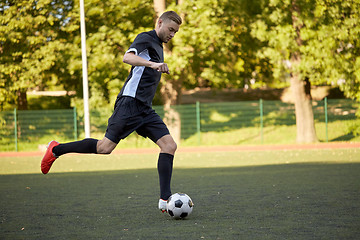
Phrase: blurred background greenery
[{"left": 1, "top": 0, "right": 359, "bottom": 145}]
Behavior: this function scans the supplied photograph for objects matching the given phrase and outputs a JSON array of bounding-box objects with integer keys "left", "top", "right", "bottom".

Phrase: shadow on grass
[
  {"left": 331, "top": 132, "right": 355, "bottom": 141},
  {"left": 1, "top": 163, "right": 360, "bottom": 239}
]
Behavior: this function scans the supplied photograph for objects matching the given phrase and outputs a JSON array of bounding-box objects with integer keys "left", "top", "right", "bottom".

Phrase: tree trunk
[
  {"left": 160, "top": 77, "right": 182, "bottom": 144},
  {"left": 153, "top": 0, "right": 166, "bottom": 19},
  {"left": 153, "top": 0, "right": 182, "bottom": 144},
  {"left": 291, "top": 0, "right": 318, "bottom": 143},
  {"left": 290, "top": 72, "right": 318, "bottom": 143},
  {"left": 16, "top": 90, "right": 28, "bottom": 110}
]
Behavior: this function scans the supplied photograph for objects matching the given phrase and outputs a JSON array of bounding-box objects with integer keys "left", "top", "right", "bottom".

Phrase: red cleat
[{"left": 41, "top": 141, "right": 59, "bottom": 174}]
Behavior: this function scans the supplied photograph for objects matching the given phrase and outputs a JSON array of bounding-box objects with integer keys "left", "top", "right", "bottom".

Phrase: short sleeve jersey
[{"left": 118, "top": 30, "right": 164, "bottom": 107}]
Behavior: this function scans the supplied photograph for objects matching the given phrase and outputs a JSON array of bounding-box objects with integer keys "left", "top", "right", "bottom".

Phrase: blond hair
[{"left": 159, "top": 11, "right": 182, "bottom": 25}]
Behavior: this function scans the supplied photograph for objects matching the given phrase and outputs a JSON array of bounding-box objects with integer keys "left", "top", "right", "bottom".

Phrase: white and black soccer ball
[{"left": 166, "top": 193, "right": 194, "bottom": 219}]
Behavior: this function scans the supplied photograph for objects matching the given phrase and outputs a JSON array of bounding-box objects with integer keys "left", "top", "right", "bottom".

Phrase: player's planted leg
[
  {"left": 158, "top": 199, "right": 168, "bottom": 213},
  {"left": 158, "top": 153, "right": 173, "bottom": 213},
  {"left": 158, "top": 152, "right": 174, "bottom": 208},
  {"left": 156, "top": 134, "right": 177, "bottom": 212}
]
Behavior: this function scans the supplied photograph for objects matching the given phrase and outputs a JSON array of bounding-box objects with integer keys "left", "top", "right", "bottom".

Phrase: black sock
[
  {"left": 157, "top": 153, "right": 174, "bottom": 200},
  {"left": 52, "top": 138, "right": 98, "bottom": 157}
]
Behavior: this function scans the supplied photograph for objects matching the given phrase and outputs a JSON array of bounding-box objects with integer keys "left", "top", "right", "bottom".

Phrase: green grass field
[{"left": 1, "top": 148, "right": 360, "bottom": 239}]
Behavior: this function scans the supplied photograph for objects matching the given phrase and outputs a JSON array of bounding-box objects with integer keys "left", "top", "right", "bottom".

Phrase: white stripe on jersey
[
  {"left": 126, "top": 47, "right": 138, "bottom": 55},
  {"left": 123, "top": 49, "right": 150, "bottom": 97}
]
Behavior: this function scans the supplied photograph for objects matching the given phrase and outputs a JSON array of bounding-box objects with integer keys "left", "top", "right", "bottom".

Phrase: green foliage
[
  {"left": 167, "top": 0, "right": 267, "bottom": 89},
  {"left": 1, "top": 0, "right": 359, "bottom": 110},
  {"left": 27, "top": 95, "right": 71, "bottom": 110},
  {"left": 0, "top": 0, "right": 154, "bottom": 110},
  {"left": 0, "top": 0, "right": 74, "bottom": 109},
  {"left": 251, "top": 0, "right": 360, "bottom": 100},
  {"left": 79, "top": 0, "right": 154, "bottom": 108}
]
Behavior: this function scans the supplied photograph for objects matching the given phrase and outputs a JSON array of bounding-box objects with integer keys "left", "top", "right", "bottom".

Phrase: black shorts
[{"left": 105, "top": 96, "right": 170, "bottom": 144}]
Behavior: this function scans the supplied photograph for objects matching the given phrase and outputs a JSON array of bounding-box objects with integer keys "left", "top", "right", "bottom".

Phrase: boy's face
[{"left": 156, "top": 19, "right": 180, "bottom": 43}]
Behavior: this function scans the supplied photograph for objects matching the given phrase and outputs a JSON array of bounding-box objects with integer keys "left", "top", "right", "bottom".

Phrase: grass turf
[{"left": 1, "top": 148, "right": 360, "bottom": 239}]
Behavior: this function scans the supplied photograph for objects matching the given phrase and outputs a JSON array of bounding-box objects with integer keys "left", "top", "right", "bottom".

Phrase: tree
[
  {"left": 3, "top": 0, "right": 359, "bottom": 140},
  {"left": 153, "top": 0, "right": 183, "bottom": 143},
  {"left": 155, "top": 0, "right": 265, "bottom": 141},
  {"left": 154, "top": 0, "right": 243, "bottom": 142},
  {"left": 0, "top": 0, "right": 75, "bottom": 110},
  {"left": 251, "top": 0, "right": 360, "bottom": 142},
  {"left": 0, "top": 0, "right": 154, "bottom": 112},
  {"left": 300, "top": 0, "right": 360, "bottom": 101},
  {"left": 67, "top": 0, "right": 154, "bottom": 109}
]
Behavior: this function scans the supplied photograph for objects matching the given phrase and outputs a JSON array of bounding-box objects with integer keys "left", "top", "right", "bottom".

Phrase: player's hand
[{"left": 152, "top": 62, "right": 170, "bottom": 74}]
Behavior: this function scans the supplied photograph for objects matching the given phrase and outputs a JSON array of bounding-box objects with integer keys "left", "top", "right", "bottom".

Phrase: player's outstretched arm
[{"left": 123, "top": 52, "right": 170, "bottom": 74}]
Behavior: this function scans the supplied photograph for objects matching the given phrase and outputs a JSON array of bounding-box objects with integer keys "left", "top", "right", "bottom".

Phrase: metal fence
[
  {"left": 154, "top": 98, "right": 357, "bottom": 144},
  {"left": 0, "top": 108, "right": 77, "bottom": 151},
  {"left": 0, "top": 98, "right": 358, "bottom": 151}
]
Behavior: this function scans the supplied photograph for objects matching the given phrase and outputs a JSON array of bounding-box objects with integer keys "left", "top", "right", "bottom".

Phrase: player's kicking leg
[
  {"left": 41, "top": 137, "right": 117, "bottom": 174},
  {"left": 41, "top": 140, "right": 60, "bottom": 174}
]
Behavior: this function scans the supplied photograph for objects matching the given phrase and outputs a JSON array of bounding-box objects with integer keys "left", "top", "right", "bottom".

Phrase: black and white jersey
[{"left": 118, "top": 30, "right": 164, "bottom": 107}]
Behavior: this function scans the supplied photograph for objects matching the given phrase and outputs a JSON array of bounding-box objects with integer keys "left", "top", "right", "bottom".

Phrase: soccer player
[{"left": 41, "top": 11, "right": 182, "bottom": 213}]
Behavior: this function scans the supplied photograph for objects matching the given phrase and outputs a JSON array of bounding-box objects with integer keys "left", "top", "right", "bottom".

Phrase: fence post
[
  {"left": 259, "top": 99, "right": 264, "bottom": 144},
  {"left": 324, "top": 97, "right": 328, "bottom": 142},
  {"left": 14, "top": 108, "right": 18, "bottom": 152},
  {"left": 196, "top": 101, "right": 201, "bottom": 145},
  {"left": 73, "top": 107, "right": 78, "bottom": 141}
]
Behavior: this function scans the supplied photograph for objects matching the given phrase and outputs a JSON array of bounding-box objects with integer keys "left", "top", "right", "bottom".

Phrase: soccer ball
[{"left": 166, "top": 193, "right": 194, "bottom": 219}]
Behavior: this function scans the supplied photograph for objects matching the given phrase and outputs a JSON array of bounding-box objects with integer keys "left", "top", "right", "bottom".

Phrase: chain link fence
[
  {"left": 0, "top": 98, "right": 358, "bottom": 151},
  {"left": 0, "top": 108, "right": 77, "bottom": 151}
]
